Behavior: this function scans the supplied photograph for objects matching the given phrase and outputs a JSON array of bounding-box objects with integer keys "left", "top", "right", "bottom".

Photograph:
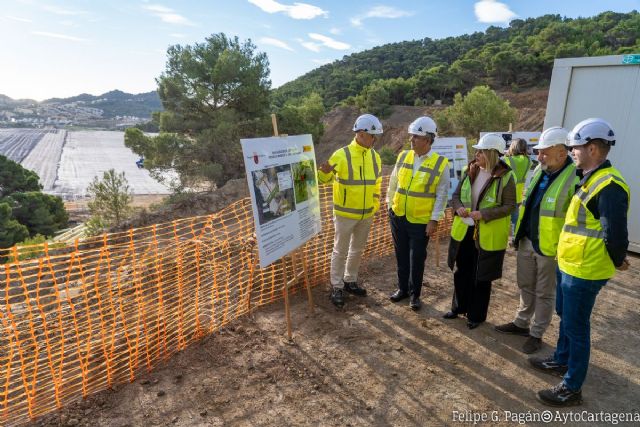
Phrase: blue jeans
[
  {"left": 553, "top": 270, "right": 607, "bottom": 391},
  {"left": 510, "top": 207, "right": 519, "bottom": 232}
]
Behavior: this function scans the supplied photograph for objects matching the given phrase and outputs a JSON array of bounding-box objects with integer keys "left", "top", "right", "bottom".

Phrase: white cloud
[
  {"left": 260, "top": 37, "right": 294, "bottom": 51},
  {"left": 6, "top": 15, "right": 33, "bottom": 23},
  {"left": 32, "top": 31, "right": 88, "bottom": 42},
  {"left": 248, "top": 0, "right": 328, "bottom": 20},
  {"left": 312, "top": 58, "right": 331, "bottom": 65},
  {"left": 474, "top": 0, "right": 517, "bottom": 24},
  {"left": 350, "top": 5, "right": 412, "bottom": 27},
  {"left": 300, "top": 41, "right": 321, "bottom": 52},
  {"left": 329, "top": 27, "right": 341, "bottom": 35},
  {"left": 42, "top": 5, "right": 86, "bottom": 16},
  {"left": 308, "top": 33, "right": 350, "bottom": 50},
  {"left": 143, "top": 4, "right": 195, "bottom": 26}
]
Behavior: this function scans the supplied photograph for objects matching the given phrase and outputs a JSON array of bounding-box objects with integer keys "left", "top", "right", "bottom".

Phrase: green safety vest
[
  {"left": 514, "top": 162, "right": 579, "bottom": 256},
  {"left": 450, "top": 168, "right": 515, "bottom": 251},
  {"left": 505, "top": 155, "right": 532, "bottom": 203},
  {"left": 318, "top": 140, "right": 382, "bottom": 220},
  {"left": 557, "top": 166, "right": 630, "bottom": 280},
  {"left": 391, "top": 150, "right": 448, "bottom": 224}
]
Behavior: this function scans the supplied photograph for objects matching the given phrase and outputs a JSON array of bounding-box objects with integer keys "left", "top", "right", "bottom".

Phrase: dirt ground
[{"left": 31, "top": 243, "right": 640, "bottom": 427}]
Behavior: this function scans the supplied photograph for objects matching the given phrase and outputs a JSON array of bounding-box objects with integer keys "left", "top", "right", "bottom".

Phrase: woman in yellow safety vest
[
  {"left": 504, "top": 138, "right": 532, "bottom": 230},
  {"left": 444, "top": 133, "right": 517, "bottom": 329}
]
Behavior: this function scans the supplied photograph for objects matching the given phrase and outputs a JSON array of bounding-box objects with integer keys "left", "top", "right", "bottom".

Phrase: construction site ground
[{"left": 33, "top": 243, "right": 640, "bottom": 427}]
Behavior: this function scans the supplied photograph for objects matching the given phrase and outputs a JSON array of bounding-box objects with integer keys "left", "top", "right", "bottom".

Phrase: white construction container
[{"left": 544, "top": 54, "right": 640, "bottom": 253}]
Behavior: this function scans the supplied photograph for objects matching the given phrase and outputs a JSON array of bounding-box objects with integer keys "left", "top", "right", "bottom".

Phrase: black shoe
[
  {"left": 537, "top": 382, "right": 582, "bottom": 407},
  {"left": 529, "top": 355, "right": 568, "bottom": 377},
  {"left": 343, "top": 281, "right": 367, "bottom": 296},
  {"left": 409, "top": 296, "right": 421, "bottom": 311},
  {"left": 467, "top": 321, "right": 481, "bottom": 329},
  {"left": 494, "top": 322, "right": 530, "bottom": 336},
  {"left": 389, "top": 289, "right": 409, "bottom": 302},
  {"left": 522, "top": 336, "right": 542, "bottom": 354},
  {"left": 442, "top": 311, "right": 458, "bottom": 319},
  {"left": 330, "top": 288, "right": 344, "bottom": 308}
]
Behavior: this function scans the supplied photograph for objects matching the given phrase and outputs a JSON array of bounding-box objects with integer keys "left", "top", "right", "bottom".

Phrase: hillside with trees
[
  {"left": 125, "top": 11, "right": 640, "bottom": 191},
  {"left": 273, "top": 11, "right": 640, "bottom": 109},
  {"left": 0, "top": 155, "right": 68, "bottom": 251}
]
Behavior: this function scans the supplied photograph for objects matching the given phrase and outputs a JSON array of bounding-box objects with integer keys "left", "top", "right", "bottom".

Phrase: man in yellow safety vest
[
  {"left": 318, "top": 114, "right": 383, "bottom": 308},
  {"left": 529, "top": 118, "right": 630, "bottom": 407},
  {"left": 387, "top": 116, "right": 450, "bottom": 311},
  {"left": 495, "top": 127, "right": 578, "bottom": 354}
]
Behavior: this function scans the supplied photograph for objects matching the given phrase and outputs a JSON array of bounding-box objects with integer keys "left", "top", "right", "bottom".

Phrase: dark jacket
[{"left": 448, "top": 159, "right": 517, "bottom": 281}]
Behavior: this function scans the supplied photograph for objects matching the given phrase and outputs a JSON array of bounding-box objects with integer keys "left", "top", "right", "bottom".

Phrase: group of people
[{"left": 317, "top": 113, "right": 630, "bottom": 407}]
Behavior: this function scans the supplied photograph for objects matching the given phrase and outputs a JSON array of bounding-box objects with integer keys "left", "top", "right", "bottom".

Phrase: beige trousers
[
  {"left": 513, "top": 237, "right": 557, "bottom": 338},
  {"left": 330, "top": 215, "right": 374, "bottom": 288}
]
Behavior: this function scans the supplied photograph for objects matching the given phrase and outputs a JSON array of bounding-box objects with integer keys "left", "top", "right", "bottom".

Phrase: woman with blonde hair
[{"left": 444, "top": 134, "right": 517, "bottom": 329}]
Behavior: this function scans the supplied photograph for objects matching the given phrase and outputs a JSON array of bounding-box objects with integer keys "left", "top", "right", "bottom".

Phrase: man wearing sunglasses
[{"left": 529, "top": 118, "right": 630, "bottom": 407}]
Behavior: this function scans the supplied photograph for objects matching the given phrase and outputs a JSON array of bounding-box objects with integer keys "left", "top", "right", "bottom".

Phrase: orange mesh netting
[{"left": 0, "top": 176, "right": 453, "bottom": 425}]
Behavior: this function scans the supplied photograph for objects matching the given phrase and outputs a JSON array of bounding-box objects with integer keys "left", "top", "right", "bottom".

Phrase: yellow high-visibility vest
[
  {"left": 391, "top": 150, "right": 448, "bottom": 224},
  {"left": 505, "top": 155, "right": 532, "bottom": 203},
  {"left": 557, "top": 166, "right": 630, "bottom": 280},
  {"left": 514, "top": 162, "right": 579, "bottom": 256},
  {"left": 450, "top": 168, "right": 515, "bottom": 251},
  {"left": 318, "top": 140, "right": 382, "bottom": 220}
]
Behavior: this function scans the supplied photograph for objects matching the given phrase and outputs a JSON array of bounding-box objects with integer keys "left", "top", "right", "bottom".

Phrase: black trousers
[
  {"left": 390, "top": 212, "right": 429, "bottom": 298},
  {"left": 451, "top": 227, "right": 492, "bottom": 323}
]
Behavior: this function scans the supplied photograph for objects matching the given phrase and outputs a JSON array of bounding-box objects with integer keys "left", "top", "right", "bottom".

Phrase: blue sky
[{"left": 2, "top": 0, "right": 639, "bottom": 100}]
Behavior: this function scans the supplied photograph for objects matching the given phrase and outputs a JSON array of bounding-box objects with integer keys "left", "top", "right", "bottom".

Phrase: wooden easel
[{"left": 270, "top": 114, "right": 314, "bottom": 341}]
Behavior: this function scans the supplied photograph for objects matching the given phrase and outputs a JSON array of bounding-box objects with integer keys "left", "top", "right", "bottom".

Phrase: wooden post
[
  {"left": 300, "top": 247, "right": 314, "bottom": 313},
  {"left": 271, "top": 113, "right": 279, "bottom": 137},
  {"left": 281, "top": 257, "right": 293, "bottom": 340}
]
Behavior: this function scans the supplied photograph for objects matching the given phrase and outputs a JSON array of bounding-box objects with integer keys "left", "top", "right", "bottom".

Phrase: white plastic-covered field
[
  {"left": 21, "top": 129, "right": 66, "bottom": 191},
  {"left": 0, "top": 128, "right": 50, "bottom": 163},
  {"left": 0, "top": 129, "right": 171, "bottom": 198}
]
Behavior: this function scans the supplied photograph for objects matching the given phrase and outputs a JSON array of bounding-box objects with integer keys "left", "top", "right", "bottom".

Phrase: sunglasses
[{"left": 568, "top": 142, "right": 592, "bottom": 151}]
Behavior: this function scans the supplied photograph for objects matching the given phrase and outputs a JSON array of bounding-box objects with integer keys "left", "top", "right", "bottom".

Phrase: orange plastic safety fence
[{"left": 0, "top": 176, "right": 453, "bottom": 425}]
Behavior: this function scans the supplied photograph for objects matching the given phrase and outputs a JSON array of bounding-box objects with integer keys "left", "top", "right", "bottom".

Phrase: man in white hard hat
[
  {"left": 318, "top": 113, "right": 383, "bottom": 308},
  {"left": 495, "top": 127, "right": 578, "bottom": 354},
  {"left": 387, "top": 116, "right": 450, "bottom": 310},
  {"left": 529, "top": 118, "right": 630, "bottom": 407}
]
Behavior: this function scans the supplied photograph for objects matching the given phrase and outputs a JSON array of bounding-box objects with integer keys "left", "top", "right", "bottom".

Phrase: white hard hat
[
  {"left": 408, "top": 116, "right": 437, "bottom": 137},
  {"left": 567, "top": 118, "right": 616, "bottom": 147},
  {"left": 472, "top": 133, "right": 506, "bottom": 154},
  {"left": 353, "top": 114, "right": 383, "bottom": 134},
  {"left": 533, "top": 126, "right": 569, "bottom": 149}
]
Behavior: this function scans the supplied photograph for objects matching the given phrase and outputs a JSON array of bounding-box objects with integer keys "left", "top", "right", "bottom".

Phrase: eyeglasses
[{"left": 568, "top": 142, "right": 592, "bottom": 151}]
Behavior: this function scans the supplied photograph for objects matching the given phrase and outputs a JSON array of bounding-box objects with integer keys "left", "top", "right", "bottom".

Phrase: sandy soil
[{"left": 31, "top": 244, "right": 640, "bottom": 427}]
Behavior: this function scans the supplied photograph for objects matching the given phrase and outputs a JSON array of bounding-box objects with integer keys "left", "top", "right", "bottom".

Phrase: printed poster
[
  {"left": 241, "top": 134, "right": 322, "bottom": 268},
  {"left": 431, "top": 137, "right": 469, "bottom": 199}
]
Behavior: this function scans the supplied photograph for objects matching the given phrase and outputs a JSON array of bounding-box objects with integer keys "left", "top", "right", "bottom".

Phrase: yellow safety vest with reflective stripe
[
  {"left": 557, "top": 166, "right": 630, "bottom": 280},
  {"left": 318, "top": 140, "right": 382, "bottom": 220},
  {"left": 450, "top": 168, "right": 515, "bottom": 251},
  {"left": 505, "top": 155, "right": 532, "bottom": 203},
  {"left": 514, "top": 162, "right": 579, "bottom": 256},
  {"left": 391, "top": 150, "right": 448, "bottom": 224}
]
